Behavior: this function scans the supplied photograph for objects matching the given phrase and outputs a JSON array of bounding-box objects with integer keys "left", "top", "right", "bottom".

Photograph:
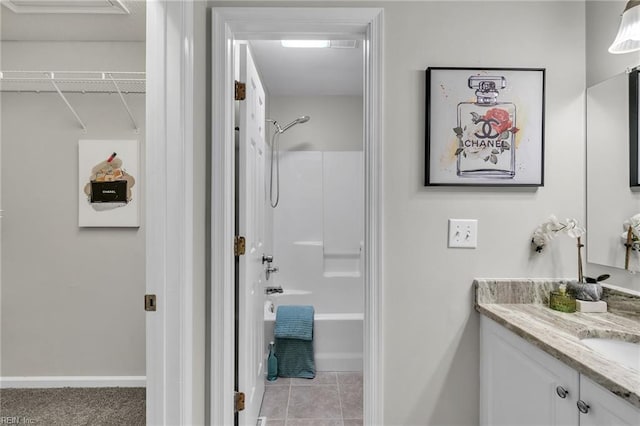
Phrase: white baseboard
[{"left": 0, "top": 376, "right": 146, "bottom": 389}]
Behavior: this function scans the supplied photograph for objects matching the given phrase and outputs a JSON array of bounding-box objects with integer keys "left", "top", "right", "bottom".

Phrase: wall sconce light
[{"left": 610, "top": 1, "right": 640, "bottom": 54}]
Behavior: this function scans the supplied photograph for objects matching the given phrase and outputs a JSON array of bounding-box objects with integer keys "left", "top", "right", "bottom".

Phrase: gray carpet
[{"left": 0, "top": 388, "right": 145, "bottom": 426}]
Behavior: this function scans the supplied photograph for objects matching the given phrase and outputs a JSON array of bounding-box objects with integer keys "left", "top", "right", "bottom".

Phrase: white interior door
[{"left": 237, "top": 42, "right": 267, "bottom": 426}]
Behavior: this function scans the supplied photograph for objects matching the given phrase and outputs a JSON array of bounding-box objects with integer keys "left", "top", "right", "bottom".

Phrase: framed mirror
[
  {"left": 586, "top": 70, "right": 640, "bottom": 271},
  {"left": 630, "top": 68, "right": 640, "bottom": 186}
]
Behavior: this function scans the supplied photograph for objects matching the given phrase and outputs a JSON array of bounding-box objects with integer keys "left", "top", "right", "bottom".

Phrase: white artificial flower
[
  {"left": 621, "top": 231, "right": 640, "bottom": 251},
  {"left": 567, "top": 226, "right": 586, "bottom": 239},
  {"left": 532, "top": 227, "right": 546, "bottom": 250},
  {"left": 532, "top": 215, "right": 587, "bottom": 284},
  {"left": 564, "top": 218, "right": 585, "bottom": 239},
  {"left": 531, "top": 215, "right": 586, "bottom": 252},
  {"left": 543, "top": 215, "right": 561, "bottom": 234},
  {"left": 622, "top": 213, "right": 640, "bottom": 250},
  {"left": 564, "top": 218, "right": 577, "bottom": 230},
  {"left": 624, "top": 213, "right": 640, "bottom": 239}
]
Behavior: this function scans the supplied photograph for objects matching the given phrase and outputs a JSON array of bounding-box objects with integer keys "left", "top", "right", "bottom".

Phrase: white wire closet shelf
[
  {"left": 0, "top": 71, "right": 146, "bottom": 133},
  {"left": 0, "top": 71, "right": 145, "bottom": 93}
]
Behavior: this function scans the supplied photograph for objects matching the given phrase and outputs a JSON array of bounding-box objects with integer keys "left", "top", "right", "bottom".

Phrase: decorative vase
[{"left": 567, "top": 280, "right": 603, "bottom": 302}]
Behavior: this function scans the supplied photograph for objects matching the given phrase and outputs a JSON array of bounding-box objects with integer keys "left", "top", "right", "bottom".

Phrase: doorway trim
[
  {"left": 146, "top": 1, "right": 199, "bottom": 425},
  {"left": 210, "top": 7, "right": 384, "bottom": 426}
]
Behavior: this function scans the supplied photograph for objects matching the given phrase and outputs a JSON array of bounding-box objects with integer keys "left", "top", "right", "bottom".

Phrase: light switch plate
[{"left": 448, "top": 219, "right": 478, "bottom": 248}]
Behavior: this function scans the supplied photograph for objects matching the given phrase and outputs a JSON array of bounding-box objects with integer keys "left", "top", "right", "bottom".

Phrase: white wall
[
  {"left": 1, "top": 41, "right": 145, "bottom": 71},
  {"left": 586, "top": 0, "right": 640, "bottom": 87},
  {"left": 270, "top": 96, "right": 363, "bottom": 151},
  {"left": 586, "top": 1, "right": 640, "bottom": 291},
  {"left": 211, "top": 1, "right": 586, "bottom": 424},
  {"left": 383, "top": 2, "right": 584, "bottom": 424},
  {"left": 1, "top": 41, "right": 146, "bottom": 378}
]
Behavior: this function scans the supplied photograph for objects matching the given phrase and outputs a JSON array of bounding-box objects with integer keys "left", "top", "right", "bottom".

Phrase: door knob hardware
[
  {"left": 556, "top": 386, "right": 569, "bottom": 399},
  {"left": 577, "top": 400, "right": 590, "bottom": 414}
]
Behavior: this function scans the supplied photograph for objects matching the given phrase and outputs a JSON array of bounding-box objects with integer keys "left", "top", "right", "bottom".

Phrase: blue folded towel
[
  {"left": 274, "top": 305, "right": 315, "bottom": 379},
  {"left": 274, "top": 305, "right": 314, "bottom": 341},
  {"left": 275, "top": 338, "right": 315, "bottom": 379}
]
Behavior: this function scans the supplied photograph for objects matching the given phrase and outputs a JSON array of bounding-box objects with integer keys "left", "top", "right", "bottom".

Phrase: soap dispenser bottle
[
  {"left": 455, "top": 75, "right": 517, "bottom": 178},
  {"left": 267, "top": 341, "right": 278, "bottom": 381}
]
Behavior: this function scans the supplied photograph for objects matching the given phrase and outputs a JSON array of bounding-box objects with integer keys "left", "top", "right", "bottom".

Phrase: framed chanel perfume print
[{"left": 425, "top": 67, "right": 545, "bottom": 186}]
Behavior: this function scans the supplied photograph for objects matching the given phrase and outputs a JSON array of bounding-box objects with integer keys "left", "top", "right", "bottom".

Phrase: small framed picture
[
  {"left": 78, "top": 139, "right": 140, "bottom": 227},
  {"left": 425, "top": 67, "right": 545, "bottom": 186}
]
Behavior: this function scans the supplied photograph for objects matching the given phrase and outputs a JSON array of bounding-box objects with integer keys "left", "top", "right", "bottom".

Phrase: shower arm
[
  {"left": 266, "top": 118, "right": 283, "bottom": 134},
  {"left": 267, "top": 116, "right": 310, "bottom": 135},
  {"left": 266, "top": 115, "right": 311, "bottom": 208}
]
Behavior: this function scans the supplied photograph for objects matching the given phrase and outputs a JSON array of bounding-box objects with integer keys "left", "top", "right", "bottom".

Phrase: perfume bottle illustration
[{"left": 455, "top": 76, "right": 517, "bottom": 178}]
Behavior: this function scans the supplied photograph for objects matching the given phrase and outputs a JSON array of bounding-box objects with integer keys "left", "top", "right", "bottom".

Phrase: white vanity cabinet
[
  {"left": 480, "top": 316, "right": 579, "bottom": 426},
  {"left": 480, "top": 316, "right": 640, "bottom": 425},
  {"left": 578, "top": 375, "right": 640, "bottom": 425}
]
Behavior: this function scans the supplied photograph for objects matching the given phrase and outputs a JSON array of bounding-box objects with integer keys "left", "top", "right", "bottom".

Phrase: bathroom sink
[{"left": 580, "top": 338, "right": 640, "bottom": 371}]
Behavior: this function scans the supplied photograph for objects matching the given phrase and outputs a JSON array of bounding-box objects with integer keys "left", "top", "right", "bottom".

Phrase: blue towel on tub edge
[
  {"left": 274, "top": 305, "right": 314, "bottom": 341},
  {"left": 274, "top": 305, "right": 315, "bottom": 379},
  {"left": 275, "top": 337, "right": 315, "bottom": 379}
]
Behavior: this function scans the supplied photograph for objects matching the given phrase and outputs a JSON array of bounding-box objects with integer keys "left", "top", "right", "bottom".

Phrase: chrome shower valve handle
[{"left": 265, "top": 265, "right": 279, "bottom": 280}]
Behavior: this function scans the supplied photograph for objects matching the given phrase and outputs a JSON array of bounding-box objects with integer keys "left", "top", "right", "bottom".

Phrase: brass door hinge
[
  {"left": 235, "top": 81, "right": 246, "bottom": 101},
  {"left": 234, "top": 236, "right": 246, "bottom": 256},
  {"left": 234, "top": 391, "right": 245, "bottom": 412},
  {"left": 145, "top": 294, "right": 157, "bottom": 312}
]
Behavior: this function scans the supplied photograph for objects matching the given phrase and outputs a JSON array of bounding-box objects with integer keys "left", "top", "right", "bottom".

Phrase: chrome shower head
[{"left": 269, "top": 115, "right": 311, "bottom": 134}]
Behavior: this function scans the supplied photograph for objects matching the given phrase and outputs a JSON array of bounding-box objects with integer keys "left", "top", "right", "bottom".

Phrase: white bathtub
[{"left": 264, "top": 301, "right": 363, "bottom": 372}]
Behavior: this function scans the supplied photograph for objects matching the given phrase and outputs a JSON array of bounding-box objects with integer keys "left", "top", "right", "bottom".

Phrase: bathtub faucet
[
  {"left": 265, "top": 285, "right": 283, "bottom": 295},
  {"left": 265, "top": 265, "right": 279, "bottom": 281}
]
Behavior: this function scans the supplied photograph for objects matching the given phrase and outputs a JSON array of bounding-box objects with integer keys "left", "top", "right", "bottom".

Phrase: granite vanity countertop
[{"left": 475, "top": 279, "right": 640, "bottom": 409}]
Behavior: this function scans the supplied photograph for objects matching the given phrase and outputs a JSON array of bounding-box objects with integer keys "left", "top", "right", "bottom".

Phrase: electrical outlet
[{"left": 448, "top": 219, "right": 478, "bottom": 248}]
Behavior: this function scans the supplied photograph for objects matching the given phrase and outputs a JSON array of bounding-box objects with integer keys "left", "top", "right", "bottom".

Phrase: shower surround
[{"left": 266, "top": 150, "right": 364, "bottom": 371}]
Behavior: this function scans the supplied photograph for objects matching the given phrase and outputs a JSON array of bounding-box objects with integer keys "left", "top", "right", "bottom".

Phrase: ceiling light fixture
[
  {"left": 609, "top": 1, "right": 640, "bottom": 54},
  {"left": 281, "top": 40, "right": 330, "bottom": 48}
]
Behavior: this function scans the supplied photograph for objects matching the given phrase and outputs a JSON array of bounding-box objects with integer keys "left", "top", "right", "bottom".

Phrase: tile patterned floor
[{"left": 259, "top": 371, "right": 363, "bottom": 426}]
